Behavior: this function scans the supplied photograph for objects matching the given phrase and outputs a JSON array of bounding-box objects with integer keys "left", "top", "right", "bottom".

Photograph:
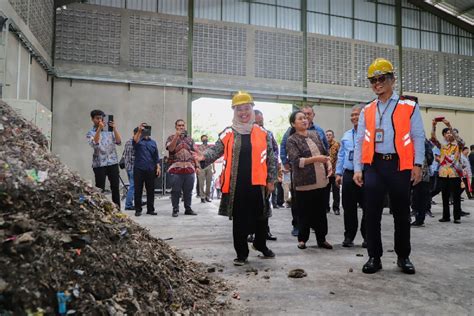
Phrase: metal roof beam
[{"left": 408, "top": 0, "right": 474, "bottom": 33}]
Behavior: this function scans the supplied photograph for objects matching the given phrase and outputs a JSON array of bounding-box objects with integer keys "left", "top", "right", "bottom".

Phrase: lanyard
[{"left": 376, "top": 100, "right": 391, "bottom": 127}]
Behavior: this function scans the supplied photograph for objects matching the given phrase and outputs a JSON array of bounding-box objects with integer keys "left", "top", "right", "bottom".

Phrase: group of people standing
[{"left": 86, "top": 57, "right": 472, "bottom": 275}]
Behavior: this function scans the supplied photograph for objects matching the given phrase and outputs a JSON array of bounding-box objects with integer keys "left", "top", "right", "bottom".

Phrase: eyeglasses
[{"left": 368, "top": 75, "right": 388, "bottom": 85}]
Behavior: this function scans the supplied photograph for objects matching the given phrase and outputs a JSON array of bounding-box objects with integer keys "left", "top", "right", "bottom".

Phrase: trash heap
[{"left": 0, "top": 101, "right": 230, "bottom": 315}]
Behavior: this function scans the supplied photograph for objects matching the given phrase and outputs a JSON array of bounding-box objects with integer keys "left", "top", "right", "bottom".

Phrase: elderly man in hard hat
[
  {"left": 194, "top": 91, "right": 278, "bottom": 266},
  {"left": 353, "top": 58, "right": 425, "bottom": 274}
]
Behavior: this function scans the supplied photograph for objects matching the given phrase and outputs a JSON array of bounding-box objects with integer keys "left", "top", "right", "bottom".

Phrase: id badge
[
  {"left": 375, "top": 128, "right": 384, "bottom": 143},
  {"left": 348, "top": 151, "right": 354, "bottom": 161}
]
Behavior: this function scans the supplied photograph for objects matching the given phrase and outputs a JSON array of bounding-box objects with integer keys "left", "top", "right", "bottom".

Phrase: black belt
[
  {"left": 344, "top": 169, "right": 354, "bottom": 174},
  {"left": 374, "top": 153, "right": 398, "bottom": 161}
]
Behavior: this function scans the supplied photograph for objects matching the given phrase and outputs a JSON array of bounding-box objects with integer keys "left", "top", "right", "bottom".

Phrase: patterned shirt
[
  {"left": 122, "top": 139, "right": 135, "bottom": 171},
  {"left": 328, "top": 139, "right": 340, "bottom": 176},
  {"left": 166, "top": 135, "right": 196, "bottom": 174},
  {"left": 432, "top": 138, "right": 464, "bottom": 178},
  {"left": 86, "top": 127, "right": 121, "bottom": 168}
]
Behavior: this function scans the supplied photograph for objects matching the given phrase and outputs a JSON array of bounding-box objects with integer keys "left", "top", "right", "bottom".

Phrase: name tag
[
  {"left": 348, "top": 151, "right": 354, "bottom": 161},
  {"left": 375, "top": 128, "right": 384, "bottom": 143}
]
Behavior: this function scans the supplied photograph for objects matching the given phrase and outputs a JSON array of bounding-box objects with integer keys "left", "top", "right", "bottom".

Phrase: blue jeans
[{"left": 125, "top": 169, "right": 135, "bottom": 209}]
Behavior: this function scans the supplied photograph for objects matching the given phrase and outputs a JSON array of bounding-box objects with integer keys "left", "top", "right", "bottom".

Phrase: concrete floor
[{"left": 130, "top": 193, "right": 474, "bottom": 314}]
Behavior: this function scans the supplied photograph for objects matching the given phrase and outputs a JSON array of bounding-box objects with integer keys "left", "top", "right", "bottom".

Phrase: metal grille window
[
  {"left": 402, "top": 50, "right": 439, "bottom": 95},
  {"left": 255, "top": 31, "right": 303, "bottom": 81},
  {"left": 129, "top": 15, "right": 187, "bottom": 71},
  {"left": 308, "top": 36, "right": 352, "bottom": 86},
  {"left": 193, "top": 23, "right": 246, "bottom": 76},
  {"left": 55, "top": 8, "right": 121, "bottom": 65}
]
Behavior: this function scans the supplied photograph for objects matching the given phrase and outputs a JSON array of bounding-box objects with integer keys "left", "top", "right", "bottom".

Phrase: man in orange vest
[{"left": 353, "top": 58, "right": 425, "bottom": 275}]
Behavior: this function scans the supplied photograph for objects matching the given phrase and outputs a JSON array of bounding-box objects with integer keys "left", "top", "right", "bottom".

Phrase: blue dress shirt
[
  {"left": 354, "top": 92, "right": 425, "bottom": 172},
  {"left": 280, "top": 123, "right": 329, "bottom": 165},
  {"left": 133, "top": 138, "right": 160, "bottom": 172},
  {"left": 336, "top": 128, "right": 357, "bottom": 175}
]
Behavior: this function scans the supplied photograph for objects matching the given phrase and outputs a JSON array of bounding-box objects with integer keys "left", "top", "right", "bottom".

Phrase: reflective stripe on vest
[
  {"left": 219, "top": 125, "right": 268, "bottom": 194},
  {"left": 361, "top": 98, "right": 416, "bottom": 171}
]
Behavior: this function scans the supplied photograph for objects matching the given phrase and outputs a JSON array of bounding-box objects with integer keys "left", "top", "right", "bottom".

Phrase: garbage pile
[{"left": 0, "top": 101, "right": 231, "bottom": 315}]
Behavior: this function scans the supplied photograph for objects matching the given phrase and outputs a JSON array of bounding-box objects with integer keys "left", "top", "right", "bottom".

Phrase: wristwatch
[{"left": 414, "top": 163, "right": 422, "bottom": 167}]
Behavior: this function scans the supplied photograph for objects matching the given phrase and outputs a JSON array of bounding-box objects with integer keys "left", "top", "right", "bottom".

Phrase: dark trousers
[
  {"left": 439, "top": 177, "right": 462, "bottom": 220},
  {"left": 412, "top": 181, "right": 430, "bottom": 224},
  {"left": 134, "top": 168, "right": 155, "bottom": 213},
  {"left": 296, "top": 188, "right": 328, "bottom": 243},
  {"left": 93, "top": 164, "right": 120, "bottom": 209},
  {"left": 170, "top": 173, "right": 195, "bottom": 211},
  {"left": 326, "top": 176, "right": 340, "bottom": 211},
  {"left": 276, "top": 182, "right": 284, "bottom": 206},
  {"left": 290, "top": 171, "right": 298, "bottom": 227},
  {"left": 233, "top": 217, "right": 267, "bottom": 260},
  {"left": 342, "top": 170, "right": 366, "bottom": 241},
  {"left": 363, "top": 157, "right": 411, "bottom": 259}
]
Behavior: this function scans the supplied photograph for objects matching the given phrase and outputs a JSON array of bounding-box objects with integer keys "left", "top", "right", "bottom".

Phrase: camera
[
  {"left": 142, "top": 125, "right": 152, "bottom": 137},
  {"left": 105, "top": 114, "right": 114, "bottom": 132}
]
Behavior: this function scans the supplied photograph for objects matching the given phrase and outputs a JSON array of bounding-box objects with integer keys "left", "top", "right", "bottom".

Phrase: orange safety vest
[
  {"left": 219, "top": 125, "right": 268, "bottom": 193},
  {"left": 361, "top": 96, "right": 417, "bottom": 171}
]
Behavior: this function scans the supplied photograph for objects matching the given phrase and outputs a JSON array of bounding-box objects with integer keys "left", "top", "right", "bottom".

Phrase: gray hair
[{"left": 352, "top": 103, "right": 365, "bottom": 111}]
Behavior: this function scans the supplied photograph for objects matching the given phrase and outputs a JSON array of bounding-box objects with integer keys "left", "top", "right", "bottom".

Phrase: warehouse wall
[
  {"left": 2, "top": 32, "right": 52, "bottom": 109},
  {"left": 52, "top": 79, "right": 187, "bottom": 181}
]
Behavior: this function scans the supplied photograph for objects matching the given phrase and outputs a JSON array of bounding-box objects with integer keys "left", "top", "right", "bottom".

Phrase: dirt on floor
[{"left": 0, "top": 101, "right": 233, "bottom": 315}]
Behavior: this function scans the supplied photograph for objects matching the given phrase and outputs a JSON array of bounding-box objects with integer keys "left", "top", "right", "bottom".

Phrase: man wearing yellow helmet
[
  {"left": 194, "top": 91, "right": 278, "bottom": 266},
  {"left": 353, "top": 58, "right": 425, "bottom": 275}
]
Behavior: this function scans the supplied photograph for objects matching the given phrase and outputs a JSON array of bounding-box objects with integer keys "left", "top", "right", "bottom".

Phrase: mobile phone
[
  {"left": 434, "top": 116, "right": 445, "bottom": 122},
  {"left": 142, "top": 125, "right": 151, "bottom": 137},
  {"left": 182, "top": 130, "right": 188, "bottom": 138},
  {"left": 107, "top": 114, "right": 114, "bottom": 132}
]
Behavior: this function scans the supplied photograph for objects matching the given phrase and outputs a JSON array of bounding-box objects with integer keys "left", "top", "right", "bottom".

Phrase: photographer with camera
[
  {"left": 86, "top": 109, "right": 122, "bottom": 209},
  {"left": 133, "top": 123, "right": 161, "bottom": 217},
  {"left": 166, "top": 119, "right": 198, "bottom": 217}
]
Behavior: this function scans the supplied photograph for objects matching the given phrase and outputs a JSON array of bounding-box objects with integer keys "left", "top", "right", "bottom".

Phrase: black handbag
[{"left": 119, "top": 157, "right": 125, "bottom": 169}]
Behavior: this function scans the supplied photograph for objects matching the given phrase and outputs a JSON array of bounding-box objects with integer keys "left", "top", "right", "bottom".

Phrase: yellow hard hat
[
  {"left": 232, "top": 91, "right": 254, "bottom": 107},
  {"left": 367, "top": 58, "right": 394, "bottom": 78}
]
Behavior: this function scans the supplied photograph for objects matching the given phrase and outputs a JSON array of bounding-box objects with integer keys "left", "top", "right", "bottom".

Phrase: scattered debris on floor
[
  {"left": 0, "top": 101, "right": 231, "bottom": 314},
  {"left": 288, "top": 269, "right": 307, "bottom": 278}
]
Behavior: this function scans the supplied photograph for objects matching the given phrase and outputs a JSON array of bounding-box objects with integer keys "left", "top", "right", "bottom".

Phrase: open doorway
[{"left": 191, "top": 97, "right": 293, "bottom": 144}]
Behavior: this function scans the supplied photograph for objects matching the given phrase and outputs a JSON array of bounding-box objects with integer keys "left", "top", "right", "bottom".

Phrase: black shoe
[
  {"left": 205, "top": 198, "right": 212, "bottom": 202},
  {"left": 233, "top": 257, "right": 247, "bottom": 266},
  {"left": 397, "top": 257, "right": 415, "bottom": 274},
  {"left": 260, "top": 248, "right": 275, "bottom": 258},
  {"left": 342, "top": 238, "right": 354, "bottom": 247},
  {"left": 266, "top": 232, "right": 277, "bottom": 241},
  {"left": 362, "top": 240, "right": 367, "bottom": 248},
  {"left": 439, "top": 218, "right": 450, "bottom": 222},
  {"left": 317, "top": 241, "right": 333, "bottom": 249},
  {"left": 201, "top": 198, "right": 206, "bottom": 203},
  {"left": 426, "top": 210, "right": 434, "bottom": 218},
  {"left": 453, "top": 219, "right": 461, "bottom": 224},
  {"left": 362, "top": 257, "right": 382, "bottom": 274},
  {"left": 460, "top": 211, "right": 470, "bottom": 216},
  {"left": 273, "top": 204, "right": 280, "bottom": 209},
  {"left": 411, "top": 220, "right": 424, "bottom": 227},
  {"left": 247, "top": 234, "right": 254, "bottom": 243},
  {"left": 135, "top": 211, "right": 142, "bottom": 217},
  {"left": 334, "top": 209, "right": 340, "bottom": 215},
  {"left": 146, "top": 211, "right": 157, "bottom": 215},
  {"left": 184, "top": 209, "right": 197, "bottom": 215},
  {"left": 172, "top": 210, "right": 179, "bottom": 217},
  {"left": 141, "top": 201, "right": 147, "bottom": 206}
]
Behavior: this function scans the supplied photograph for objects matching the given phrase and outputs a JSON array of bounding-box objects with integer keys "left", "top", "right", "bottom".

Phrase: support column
[
  {"left": 396, "top": 0, "right": 403, "bottom": 94},
  {"left": 301, "top": 0, "right": 307, "bottom": 101},
  {"left": 187, "top": 0, "right": 194, "bottom": 133}
]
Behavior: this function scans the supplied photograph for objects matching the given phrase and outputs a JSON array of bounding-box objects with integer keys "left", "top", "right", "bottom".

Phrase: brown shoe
[{"left": 317, "top": 241, "right": 333, "bottom": 249}]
